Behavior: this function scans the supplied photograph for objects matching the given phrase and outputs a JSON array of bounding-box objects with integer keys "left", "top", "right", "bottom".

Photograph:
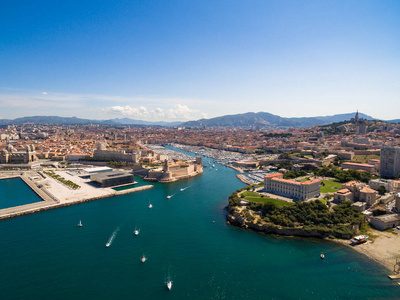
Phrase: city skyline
[{"left": 1, "top": 1, "right": 400, "bottom": 121}]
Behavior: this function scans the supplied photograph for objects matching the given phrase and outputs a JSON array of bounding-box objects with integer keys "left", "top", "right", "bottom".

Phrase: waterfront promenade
[{"left": 0, "top": 171, "right": 153, "bottom": 220}]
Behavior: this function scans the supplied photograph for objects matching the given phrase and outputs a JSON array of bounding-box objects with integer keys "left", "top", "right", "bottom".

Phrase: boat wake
[
  {"left": 180, "top": 185, "right": 191, "bottom": 192},
  {"left": 106, "top": 227, "right": 120, "bottom": 248}
]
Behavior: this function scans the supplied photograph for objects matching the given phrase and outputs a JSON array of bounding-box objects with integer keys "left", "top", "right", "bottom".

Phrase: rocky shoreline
[{"left": 226, "top": 212, "right": 352, "bottom": 239}]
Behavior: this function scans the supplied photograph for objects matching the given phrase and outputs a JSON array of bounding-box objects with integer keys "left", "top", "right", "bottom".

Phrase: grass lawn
[
  {"left": 351, "top": 154, "right": 380, "bottom": 164},
  {"left": 241, "top": 191, "right": 294, "bottom": 207},
  {"left": 320, "top": 179, "right": 342, "bottom": 193},
  {"left": 299, "top": 177, "right": 310, "bottom": 182}
]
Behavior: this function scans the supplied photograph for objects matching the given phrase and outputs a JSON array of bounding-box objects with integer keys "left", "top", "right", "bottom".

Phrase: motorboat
[
  {"left": 167, "top": 195, "right": 172, "bottom": 199},
  {"left": 105, "top": 242, "right": 110, "bottom": 248},
  {"left": 78, "top": 220, "right": 82, "bottom": 227},
  {"left": 351, "top": 235, "right": 369, "bottom": 244},
  {"left": 320, "top": 252, "right": 324, "bottom": 259},
  {"left": 180, "top": 188, "right": 184, "bottom": 191},
  {"left": 166, "top": 279, "right": 172, "bottom": 290},
  {"left": 134, "top": 229, "right": 140, "bottom": 236},
  {"left": 148, "top": 203, "right": 153, "bottom": 209},
  {"left": 141, "top": 254, "right": 147, "bottom": 263}
]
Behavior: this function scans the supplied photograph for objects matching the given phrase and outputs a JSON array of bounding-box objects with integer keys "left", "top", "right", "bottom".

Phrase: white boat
[
  {"left": 166, "top": 279, "right": 172, "bottom": 290},
  {"left": 78, "top": 220, "right": 82, "bottom": 227},
  {"left": 167, "top": 195, "right": 172, "bottom": 199},
  {"left": 180, "top": 188, "right": 184, "bottom": 191},
  {"left": 134, "top": 229, "right": 140, "bottom": 236},
  {"left": 320, "top": 252, "right": 324, "bottom": 259},
  {"left": 141, "top": 254, "right": 147, "bottom": 263},
  {"left": 148, "top": 203, "right": 153, "bottom": 209},
  {"left": 351, "top": 235, "right": 369, "bottom": 244},
  {"left": 105, "top": 242, "right": 110, "bottom": 248}
]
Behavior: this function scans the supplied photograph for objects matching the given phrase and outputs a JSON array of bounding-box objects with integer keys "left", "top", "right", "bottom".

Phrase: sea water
[
  {"left": 0, "top": 177, "right": 42, "bottom": 209},
  {"left": 0, "top": 148, "right": 399, "bottom": 299}
]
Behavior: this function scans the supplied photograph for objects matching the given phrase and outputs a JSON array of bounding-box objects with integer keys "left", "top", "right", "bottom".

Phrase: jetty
[{"left": 0, "top": 171, "right": 153, "bottom": 220}]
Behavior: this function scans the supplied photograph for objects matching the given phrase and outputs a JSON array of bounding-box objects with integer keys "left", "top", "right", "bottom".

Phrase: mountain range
[
  {"left": 0, "top": 116, "right": 181, "bottom": 127},
  {"left": 0, "top": 112, "right": 398, "bottom": 128},
  {"left": 181, "top": 112, "right": 378, "bottom": 128}
]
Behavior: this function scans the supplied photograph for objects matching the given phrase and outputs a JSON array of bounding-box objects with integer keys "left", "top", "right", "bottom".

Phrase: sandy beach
[{"left": 335, "top": 228, "right": 400, "bottom": 273}]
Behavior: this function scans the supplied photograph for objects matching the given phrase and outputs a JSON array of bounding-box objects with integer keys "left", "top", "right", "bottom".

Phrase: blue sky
[{"left": 1, "top": 0, "right": 399, "bottom": 121}]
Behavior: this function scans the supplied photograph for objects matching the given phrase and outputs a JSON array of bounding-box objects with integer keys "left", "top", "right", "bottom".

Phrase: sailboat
[
  {"left": 166, "top": 279, "right": 172, "bottom": 290},
  {"left": 77, "top": 220, "right": 82, "bottom": 227},
  {"left": 141, "top": 254, "right": 147, "bottom": 263}
]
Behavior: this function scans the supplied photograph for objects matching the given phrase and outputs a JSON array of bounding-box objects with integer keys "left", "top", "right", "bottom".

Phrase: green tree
[{"left": 377, "top": 186, "right": 386, "bottom": 195}]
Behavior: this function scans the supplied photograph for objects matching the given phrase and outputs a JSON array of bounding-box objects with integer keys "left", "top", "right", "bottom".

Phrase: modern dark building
[{"left": 90, "top": 171, "right": 135, "bottom": 187}]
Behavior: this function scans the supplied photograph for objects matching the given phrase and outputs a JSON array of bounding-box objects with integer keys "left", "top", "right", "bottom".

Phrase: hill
[
  {"left": 182, "top": 112, "right": 374, "bottom": 129},
  {"left": 0, "top": 116, "right": 181, "bottom": 126}
]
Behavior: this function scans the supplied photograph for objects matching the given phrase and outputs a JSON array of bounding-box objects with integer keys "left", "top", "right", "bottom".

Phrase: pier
[{"left": 0, "top": 171, "right": 153, "bottom": 220}]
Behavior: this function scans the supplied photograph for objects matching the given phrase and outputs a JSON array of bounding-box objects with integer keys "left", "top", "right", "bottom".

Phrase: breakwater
[{"left": 0, "top": 181, "right": 153, "bottom": 220}]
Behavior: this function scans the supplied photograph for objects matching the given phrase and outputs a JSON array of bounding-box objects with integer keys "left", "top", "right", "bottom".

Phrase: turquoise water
[
  {"left": 113, "top": 183, "right": 140, "bottom": 191},
  {"left": 0, "top": 149, "right": 399, "bottom": 299},
  {"left": 0, "top": 177, "right": 43, "bottom": 209}
]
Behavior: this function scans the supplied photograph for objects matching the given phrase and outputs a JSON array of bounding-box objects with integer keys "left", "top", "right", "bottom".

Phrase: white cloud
[
  {"left": 0, "top": 89, "right": 213, "bottom": 120},
  {"left": 104, "top": 104, "right": 203, "bottom": 121}
]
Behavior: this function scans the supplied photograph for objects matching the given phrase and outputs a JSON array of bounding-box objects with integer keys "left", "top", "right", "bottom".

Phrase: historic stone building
[
  {"left": 145, "top": 158, "right": 203, "bottom": 182},
  {"left": 333, "top": 181, "right": 378, "bottom": 207},
  {"left": 0, "top": 144, "right": 37, "bottom": 164},
  {"left": 263, "top": 173, "right": 320, "bottom": 201},
  {"left": 93, "top": 142, "right": 140, "bottom": 163}
]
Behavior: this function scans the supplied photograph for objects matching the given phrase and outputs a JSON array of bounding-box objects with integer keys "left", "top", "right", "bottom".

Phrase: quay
[{"left": 0, "top": 171, "right": 153, "bottom": 220}]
